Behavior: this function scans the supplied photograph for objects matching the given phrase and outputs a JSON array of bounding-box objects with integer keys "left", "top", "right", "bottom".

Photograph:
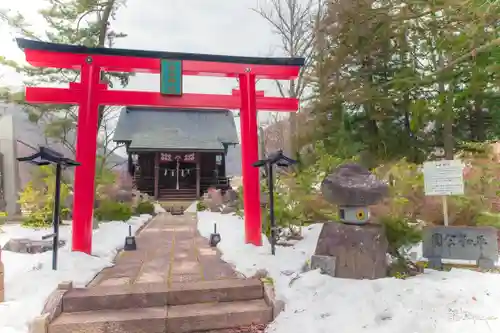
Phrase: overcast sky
[{"left": 0, "top": 0, "right": 292, "bottom": 130}]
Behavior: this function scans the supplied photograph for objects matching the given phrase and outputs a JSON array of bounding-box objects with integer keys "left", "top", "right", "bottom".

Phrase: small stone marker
[
  {"left": 310, "top": 255, "right": 336, "bottom": 276},
  {"left": 313, "top": 163, "right": 389, "bottom": 279},
  {"left": 422, "top": 226, "right": 499, "bottom": 269}
]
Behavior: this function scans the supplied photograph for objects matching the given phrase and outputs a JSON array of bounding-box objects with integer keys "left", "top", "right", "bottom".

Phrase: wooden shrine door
[{"left": 159, "top": 152, "right": 197, "bottom": 190}]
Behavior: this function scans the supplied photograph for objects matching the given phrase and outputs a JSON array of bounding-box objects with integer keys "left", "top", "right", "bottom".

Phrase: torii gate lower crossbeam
[{"left": 17, "top": 38, "right": 304, "bottom": 254}]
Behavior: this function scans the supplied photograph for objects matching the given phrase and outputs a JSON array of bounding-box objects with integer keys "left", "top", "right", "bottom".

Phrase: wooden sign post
[{"left": 423, "top": 160, "right": 464, "bottom": 226}]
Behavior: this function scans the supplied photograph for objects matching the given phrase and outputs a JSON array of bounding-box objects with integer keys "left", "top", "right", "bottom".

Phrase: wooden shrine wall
[
  {"left": 202, "top": 153, "right": 226, "bottom": 177},
  {"left": 138, "top": 153, "right": 155, "bottom": 177},
  {"left": 133, "top": 151, "right": 228, "bottom": 197}
]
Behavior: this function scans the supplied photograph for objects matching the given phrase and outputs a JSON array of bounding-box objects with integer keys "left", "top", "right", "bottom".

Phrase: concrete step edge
[
  {"left": 167, "top": 299, "right": 272, "bottom": 333},
  {"left": 50, "top": 300, "right": 271, "bottom": 333},
  {"left": 63, "top": 279, "right": 264, "bottom": 312}
]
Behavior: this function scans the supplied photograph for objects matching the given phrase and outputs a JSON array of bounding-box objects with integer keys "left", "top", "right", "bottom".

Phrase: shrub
[
  {"left": 18, "top": 165, "right": 71, "bottom": 228},
  {"left": 22, "top": 213, "right": 49, "bottom": 228},
  {"left": 135, "top": 201, "right": 155, "bottom": 215},
  {"left": 0, "top": 211, "right": 6, "bottom": 226},
  {"left": 234, "top": 186, "right": 244, "bottom": 218},
  {"left": 94, "top": 158, "right": 121, "bottom": 202},
  {"left": 263, "top": 141, "right": 350, "bottom": 229},
  {"left": 196, "top": 201, "right": 207, "bottom": 212},
  {"left": 261, "top": 181, "right": 298, "bottom": 237},
  {"left": 94, "top": 200, "right": 133, "bottom": 222},
  {"left": 381, "top": 215, "right": 422, "bottom": 277},
  {"left": 475, "top": 212, "right": 500, "bottom": 228},
  {"left": 448, "top": 156, "right": 500, "bottom": 225},
  {"left": 372, "top": 159, "right": 428, "bottom": 221},
  {"left": 233, "top": 141, "right": 350, "bottom": 238},
  {"left": 381, "top": 216, "right": 422, "bottom": 257},
  {"left": 21, "top": 205, "right": 71, "bottom": 228}
]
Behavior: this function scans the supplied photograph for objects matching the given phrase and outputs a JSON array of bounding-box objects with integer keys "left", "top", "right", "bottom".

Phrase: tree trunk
[{"left": 472, "top": 97, "right": 485, "bottom": 141}]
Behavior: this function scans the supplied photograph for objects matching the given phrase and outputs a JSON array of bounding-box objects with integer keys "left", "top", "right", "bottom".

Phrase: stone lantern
[
  {"left": 321, "top": 163, "right": 388, "bottom": 225},
  {"left": 311, "top": 163, "right": 390, "bottom": 279}
]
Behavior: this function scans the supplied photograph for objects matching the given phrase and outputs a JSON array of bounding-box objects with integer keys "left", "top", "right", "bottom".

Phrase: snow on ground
[
  {"left": 185, "top": 201, "right": 198, "bottom": 213},
  {"left": 154, "top": 203, "right": 166, "bottom": 214},
  {"left": 0, "top": 214, "right": 152, "bottom": 333},
  {"left": 197, "top": 212, "right": 500, "bottom": 333}
]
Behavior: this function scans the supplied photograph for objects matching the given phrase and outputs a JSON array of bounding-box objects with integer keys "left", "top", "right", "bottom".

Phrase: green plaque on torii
[{"left": 160, "top": 59, "right": 182, "bottom": 96}]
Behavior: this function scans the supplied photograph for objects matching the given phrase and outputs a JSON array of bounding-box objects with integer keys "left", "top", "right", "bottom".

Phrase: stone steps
[
  {"left": 49, "top": 307, "right": 167, "bottom": 333},
  {"left": 48, "top": 279, "right": 272, "bottom": 333},
  {"left": 63, "top": 279, "right": 264, "bottom": 312},
  {"left": 50, "top": 299, "right": 270, "bottom": 333},
  {"left": 159, "top": 188, "right": 198, "bottom": 201},
  {"left": 167, "top": 299, "right": 270, "bottom": 333}
]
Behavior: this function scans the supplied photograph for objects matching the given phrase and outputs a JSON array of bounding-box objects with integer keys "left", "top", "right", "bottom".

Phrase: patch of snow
[
  {"left": 197, "top": 212, "right": 500, "bottom": 333},
  {"left": 154, "top": 203, "right": 166, "bottom": 214},
  {"left": 0, "top": 214, "right": 152, "bottom": 333},
  {"left": 197, "top": 211, "right": 321, "bottom": 301},
  {"left": 185, "top": 201, "right": 198, "bottom": 213}
]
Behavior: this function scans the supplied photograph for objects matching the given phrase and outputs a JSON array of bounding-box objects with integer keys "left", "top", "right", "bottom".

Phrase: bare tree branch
[
  {"left": 97, "top": 106, "right": 124, "bottom": 170},
  {"left": 254, "top": 0, "right": 323, "bottom": 155}
]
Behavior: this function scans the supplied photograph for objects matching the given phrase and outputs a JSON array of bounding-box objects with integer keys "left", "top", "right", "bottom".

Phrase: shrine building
[{"left": 113, "top": 107, "right": 239, "bottom": 201}]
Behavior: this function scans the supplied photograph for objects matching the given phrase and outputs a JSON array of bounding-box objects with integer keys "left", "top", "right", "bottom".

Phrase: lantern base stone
[{"left": 313, "top": 222, "right": 388, "bottom": 279}]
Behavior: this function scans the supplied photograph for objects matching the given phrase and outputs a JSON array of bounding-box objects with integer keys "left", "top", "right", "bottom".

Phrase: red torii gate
[{"left": 16, "top": 38, "right": 304, "bottom": 254}]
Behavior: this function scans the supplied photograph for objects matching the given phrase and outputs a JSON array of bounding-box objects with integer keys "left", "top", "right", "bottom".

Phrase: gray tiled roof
[{"left": 113, "top": 107, "right": 239, "bottom": 151}]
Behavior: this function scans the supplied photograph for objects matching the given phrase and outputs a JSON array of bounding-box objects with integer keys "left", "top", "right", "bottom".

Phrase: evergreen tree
[
  {"left": 308, "top": 0, "right": 500, "bottom": 164},
  {"left": 0, "top": 0, "right": 129, "bottom": 154}
]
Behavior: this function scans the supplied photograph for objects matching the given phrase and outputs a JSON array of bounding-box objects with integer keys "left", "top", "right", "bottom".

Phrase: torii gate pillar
[{"left": 238, "top": 72, "right": 261, "bottom": 244}]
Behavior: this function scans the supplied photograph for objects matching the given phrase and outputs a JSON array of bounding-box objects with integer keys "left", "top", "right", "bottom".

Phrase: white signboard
[{"left": 423, "top": 160, "right": 464, "bottom": 196}]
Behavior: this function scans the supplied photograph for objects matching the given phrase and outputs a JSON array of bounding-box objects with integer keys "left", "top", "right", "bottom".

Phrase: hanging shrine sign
[
  {"left": 160, "top": 152, "right": 196, "bottom": 163},
  {"left": 16, "top": 38, "right": 304, "bottom": 254}
]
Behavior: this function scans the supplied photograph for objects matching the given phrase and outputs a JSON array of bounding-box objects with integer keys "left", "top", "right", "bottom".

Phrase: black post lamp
[
  {"left": 124, "top": 224, "right": 137, "bottom": 251},
  {"left": 253, "top": 150, "right": 297, "bottom": 255},
  {"left": 17, "top": 146, "right": 80, "bottom": 270},
  {"left": 209, "top": 223, "right": 221, "bottom": 247}
]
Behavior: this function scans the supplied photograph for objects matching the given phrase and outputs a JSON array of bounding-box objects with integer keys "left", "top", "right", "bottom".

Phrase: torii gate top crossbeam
[{"left": 17, "top": 38, "right": 304, "bottom": 80}]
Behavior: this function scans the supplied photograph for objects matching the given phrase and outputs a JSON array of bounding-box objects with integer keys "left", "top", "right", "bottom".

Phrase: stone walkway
[{"left": 89, "top": 213, "right": 240, "bottom": 287}]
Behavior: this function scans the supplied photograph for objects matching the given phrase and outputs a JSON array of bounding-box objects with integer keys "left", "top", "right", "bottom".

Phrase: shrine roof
[{"left": 113, "top": 107, "right": 239, "bottom": 151}]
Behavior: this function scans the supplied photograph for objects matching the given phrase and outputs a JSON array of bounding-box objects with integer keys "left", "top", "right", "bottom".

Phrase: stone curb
[
  {"left": 262, "top": 282, "right": 285, "bottom": 320},
  {"left": 250, "top": 269, "right": 285, "bottom": 320},
  {"left": 28, "top": 281, "right": 73, "bottom": 333}
]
